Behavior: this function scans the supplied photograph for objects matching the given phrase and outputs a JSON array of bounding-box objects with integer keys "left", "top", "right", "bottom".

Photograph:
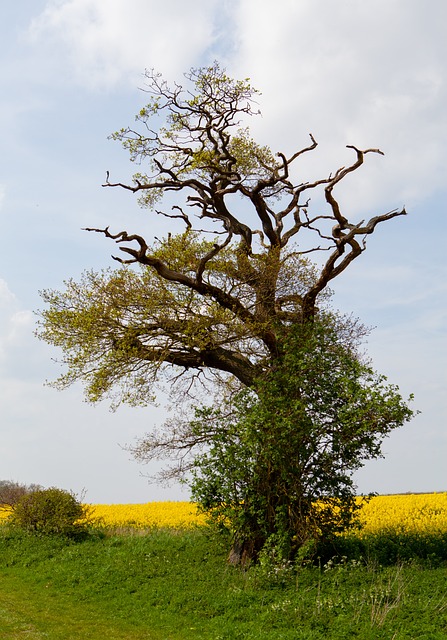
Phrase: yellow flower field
[
  {"left": 87, "top": 501, "right": 207, "bottom": 530},
  {"left": 2, "top": 494, "right": 447, "bottom": 535},
  {"left": 87, "top": 494, "right": 447, "bottom": 533},
  {"left": 355, "top": 493, "right": 447, "bottom": 536}
]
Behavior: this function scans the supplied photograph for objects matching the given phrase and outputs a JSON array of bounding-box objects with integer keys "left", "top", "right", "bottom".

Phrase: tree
[
  {"left": 10, "top": 487, "right": 89, "bottom": 537},
  {"left": 37, "top": 63, "right": 414, "bottom": 561},
  {"left": 187, "top": 320, "right": 413, "bottom": 564},
  {"left": 0, "top": 480, "right": 41, "bottom": 511}
]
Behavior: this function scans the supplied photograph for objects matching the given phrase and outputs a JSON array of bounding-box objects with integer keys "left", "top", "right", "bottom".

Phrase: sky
[{"left": 1, "top": 0, "right": 445, "bottom": 504}]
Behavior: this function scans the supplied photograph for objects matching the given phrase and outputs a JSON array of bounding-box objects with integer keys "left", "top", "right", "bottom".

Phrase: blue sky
[{"left": 1, "top": 0, "right": 445, "bottom": 503}]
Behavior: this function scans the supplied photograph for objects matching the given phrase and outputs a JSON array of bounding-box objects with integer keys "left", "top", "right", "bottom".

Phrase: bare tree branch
[{"left": 46, "top": 65, "right": 407, "bottom": 403}]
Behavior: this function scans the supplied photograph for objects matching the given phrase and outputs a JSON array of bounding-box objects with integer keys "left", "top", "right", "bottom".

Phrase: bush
[
  {"left": 10, "top": 487, "right": 88, "bottom": 537},
  {"left": 314, "top": 531, "right": 447, "bottom": 567}
]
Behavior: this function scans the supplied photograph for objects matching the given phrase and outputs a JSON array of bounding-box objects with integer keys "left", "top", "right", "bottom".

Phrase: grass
[{"left": 1, "top": 526, "right": 447, "bottom": 639}]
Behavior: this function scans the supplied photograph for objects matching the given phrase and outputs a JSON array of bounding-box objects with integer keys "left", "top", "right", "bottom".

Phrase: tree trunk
[{"left": 227, "top": 536, "right": 264, "bottom": 567}]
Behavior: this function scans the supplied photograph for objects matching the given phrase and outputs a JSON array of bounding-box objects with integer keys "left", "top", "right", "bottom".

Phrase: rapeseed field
[
  {"left": 2, "top": 493, "right": 447, "bottom": 534},
  {"left": 356, "top": 492, "right": 447, "bottom": 535},
  {"left": 86, "top": 493, "right": 447, "bottom": 533},
  {"left": 88, "top": 501, "right": 206, "bottom": 529}
]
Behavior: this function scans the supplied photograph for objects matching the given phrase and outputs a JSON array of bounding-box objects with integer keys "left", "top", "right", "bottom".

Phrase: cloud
[
  {"left": 0, "top": 185, "right": 5, "bottom": 210},
  {"left": 28, "top": 0, "right": 221, "bottom": 88},
  {"left": 0, "top": 279, "right": 47, "bottom": 381},
  {"left": 227, "top": 0, "right": 447, "bottom": 210},
  {"left": 4, "top": 309, "right": 34, "bottom": 345},
  {"left": 0, "top": 278, "right": 16, "bottom": 309},
  {"left": 26, "top": 1, "right": 447, "bottom": 210}
]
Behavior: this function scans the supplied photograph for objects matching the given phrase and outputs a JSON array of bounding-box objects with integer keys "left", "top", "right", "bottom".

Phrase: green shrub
[
  {"left": 10, "top": 487, "right": 88, "bottom": 537},
  {"left": 315, "top": 531, "right": 447, "bottom": 567}
]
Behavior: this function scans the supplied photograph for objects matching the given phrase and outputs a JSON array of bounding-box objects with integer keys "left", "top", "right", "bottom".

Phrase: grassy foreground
[{"left": 1, "top": 526, "right": 447, "bottom": 639}]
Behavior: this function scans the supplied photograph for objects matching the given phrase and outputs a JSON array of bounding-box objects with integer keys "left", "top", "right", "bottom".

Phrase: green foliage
[
  {"left": 191, "top": 319, "right": 414, "bottom": 561},
  {"left": 10, "top": 487, "right": 89, "bottom": 537},
  {"left": 319, "top": 531, "right": 447, "bottom": 567},
  {"left": 37, "top": 234, "right": 320, "bottom": 407},
  {"left": 112, "top": 61, "right": 278, "bottom": 202}
]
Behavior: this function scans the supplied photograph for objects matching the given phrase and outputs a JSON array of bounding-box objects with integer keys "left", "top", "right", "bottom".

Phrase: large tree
[
  {"left": 185, "top": 320, "right": 413, "bottom": 564},
  {"left": 38, "top": 64, "right": 414, "bottom": 561}
]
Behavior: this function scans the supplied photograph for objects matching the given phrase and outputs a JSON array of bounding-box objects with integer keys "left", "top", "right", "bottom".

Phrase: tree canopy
[
  {"left": 37, "top": 63, "right": 414, "bottom": 562},
  {"left": 187, "top": 320, "right": 413, "bottom": 562},
  {"left": 39, "top": 63, "right": 406, "bottom": 406}
]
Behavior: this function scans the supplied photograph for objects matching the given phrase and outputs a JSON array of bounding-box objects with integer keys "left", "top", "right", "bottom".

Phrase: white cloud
[
  {"left": 0, "top": 280, "right": 43, "bottom": 380},
  {"left": 0, "top": 278, "right": 16, "bottom": 309},
  {"left": 25, "top": 1, "right": 447, "bottom": 209},
  {"left": 5, "top": 309, "right": 34, "bottom": 345},
  {"left": 227, "top": 0, "right": 447, "bottom": 210},
  {"left": 0, "top": 185, "right": 5, "bottom": 210},
  {"left": 28, "top": 0, "right": 220, "bottom": 88}
]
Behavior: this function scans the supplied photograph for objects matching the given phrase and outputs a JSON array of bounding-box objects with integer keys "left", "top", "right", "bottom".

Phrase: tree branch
[
  {"left": 83, "top": 226, "right": 279, "bottom": 357},
  {"left": 128, "top": 338, "right": 260, "bottom": 388}
]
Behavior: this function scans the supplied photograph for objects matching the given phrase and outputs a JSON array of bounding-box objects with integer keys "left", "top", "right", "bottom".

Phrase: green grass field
[{"left": 1, "top": 526, "right": 447, "bottom": 639}]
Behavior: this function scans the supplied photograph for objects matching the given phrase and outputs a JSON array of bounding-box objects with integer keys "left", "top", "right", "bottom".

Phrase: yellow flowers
[
  {"left": 356, "top": 493, "right": 447, "bottom": 536},
  {"left": 87, "top": 501, "right": 207, "bottom": 530},
  {"left": 0, "top": 506, "right": 12, "bottom": 521},
  {"left": 86, "top": 494, "right": 447, "bottom": 534},
  {"left": 2, "top": 494, "right": 447, "bottom": 534}
]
